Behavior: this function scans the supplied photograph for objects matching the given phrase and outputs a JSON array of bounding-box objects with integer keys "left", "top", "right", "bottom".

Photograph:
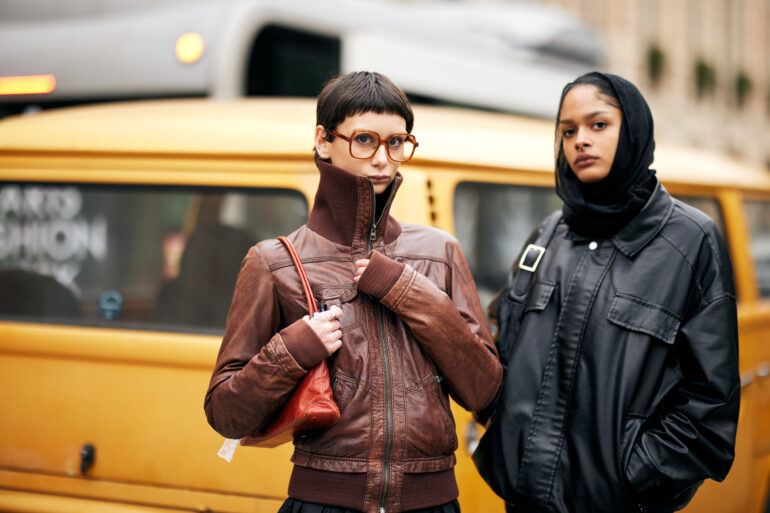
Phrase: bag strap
[
  {"left": 277, "top": 236, "right": 318, "bottom": 316},
  {"left": 507, "top": 210, "right": 562, "bottom": 302}
]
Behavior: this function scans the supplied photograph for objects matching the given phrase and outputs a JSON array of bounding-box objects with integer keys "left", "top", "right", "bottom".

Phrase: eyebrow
[{"left": 559, "top": 110, "right": 609, "bottom": 124}]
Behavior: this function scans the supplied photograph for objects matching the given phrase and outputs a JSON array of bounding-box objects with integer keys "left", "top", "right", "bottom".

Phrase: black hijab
[{"left": 555, "top": 72, "right": 657, "bottom": 239}]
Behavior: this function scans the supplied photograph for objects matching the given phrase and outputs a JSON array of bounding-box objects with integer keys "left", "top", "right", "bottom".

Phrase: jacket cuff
[
  {"left": 357, "top": 250, "right": 406, "bottom": 299},
  {"left": 280, "top": 319, "right": 329, "bottom": 370}
]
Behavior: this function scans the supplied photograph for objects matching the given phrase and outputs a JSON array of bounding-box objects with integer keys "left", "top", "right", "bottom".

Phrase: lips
[
  {"left": 369, "top": 175, "right": 391, "bottom": 183},
  {"left": 574, "top": 155, "right": 598, "bottom": 167}
]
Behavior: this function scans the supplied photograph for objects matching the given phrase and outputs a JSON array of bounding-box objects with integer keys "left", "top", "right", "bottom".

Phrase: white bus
[{"left": 0, "top": 0, "right": 604, "bottom": 118}]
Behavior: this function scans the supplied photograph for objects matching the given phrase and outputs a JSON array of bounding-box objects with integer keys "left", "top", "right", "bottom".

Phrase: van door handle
[{"left": 80, "top": 443, "right": 96, "bottom": 474}]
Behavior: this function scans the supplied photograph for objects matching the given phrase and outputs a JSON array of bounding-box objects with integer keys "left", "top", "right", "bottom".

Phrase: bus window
[
  {"left": 674, "top": 195, "right": 726, "bottom": 238},
  {"left": 744, "top": 198, "right": 770, "bottom": 298},
  {"left": 453, "top": 182, "right": 561, "bottom": 309},
  {"left": 246, "top": 25, "right": 341, "bottom": 97},
  {"left": 0, "top": 184, "right": 308, "bottom": 331}
]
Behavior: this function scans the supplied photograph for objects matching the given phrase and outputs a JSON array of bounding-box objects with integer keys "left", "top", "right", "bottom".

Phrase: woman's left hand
[{"left": 352, "top": 259, "right": 369, "bottom": 283}]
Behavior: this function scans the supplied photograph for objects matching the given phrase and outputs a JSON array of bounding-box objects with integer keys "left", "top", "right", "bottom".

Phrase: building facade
[{"left": 502, "top": 0, "right": 770, "bottom": 168}]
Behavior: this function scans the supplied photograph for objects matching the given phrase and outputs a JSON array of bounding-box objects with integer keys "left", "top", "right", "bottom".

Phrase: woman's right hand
[{"left": 303, "top": 305, "right": 343, "bottom": 354}]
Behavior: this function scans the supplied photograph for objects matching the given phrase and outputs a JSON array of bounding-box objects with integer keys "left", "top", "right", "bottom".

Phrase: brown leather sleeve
[
  {"left": 203, "top": 246, "right": 314, "bottom": 439},
  {"left": 378, "top": 241, "right": 503, "bottom": 412}
]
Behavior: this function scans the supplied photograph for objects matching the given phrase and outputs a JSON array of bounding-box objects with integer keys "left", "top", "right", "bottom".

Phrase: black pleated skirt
[{"left": 277, "top": 497, "right": 461, "bottom": 513}]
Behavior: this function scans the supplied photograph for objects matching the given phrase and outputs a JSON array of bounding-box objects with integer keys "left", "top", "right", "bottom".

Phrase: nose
[
  {"left": 371, "top": 141, "right": 389, "bottom": 166},
  {"left": 575, "top": 128, "right": 590, "bottom": 150}
]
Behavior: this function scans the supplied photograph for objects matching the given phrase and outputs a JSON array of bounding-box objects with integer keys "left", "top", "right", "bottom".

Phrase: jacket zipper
[
  {"left": 367, "top": 180, "right": 393, "bottom": 513},
  {"left": 377, "top": 302, "right": 391, "bottom": 513}
]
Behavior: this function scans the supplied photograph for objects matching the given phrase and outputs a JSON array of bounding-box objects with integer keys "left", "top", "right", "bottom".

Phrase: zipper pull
[{"left": 370, "top": 224, "right": 377, "bottom": 241}]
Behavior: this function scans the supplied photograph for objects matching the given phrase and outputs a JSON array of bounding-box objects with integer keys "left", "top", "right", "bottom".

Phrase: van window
[
  {"left": 0, "top": 183, "right": 308, "bottom": 332},
  {"left": 674, "top": 195, "right": 726, "bottom": 238},
  {"left": 454, "top": 182, "right": 561, "bottom": 308},
  {"left": 744, "top": 198, "right": 770, "bottom": 298}
]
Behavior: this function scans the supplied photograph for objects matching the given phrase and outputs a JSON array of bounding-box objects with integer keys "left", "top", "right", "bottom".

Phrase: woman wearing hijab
[{"left": 473, "top": 72, "right": 740, "bottom": 513}]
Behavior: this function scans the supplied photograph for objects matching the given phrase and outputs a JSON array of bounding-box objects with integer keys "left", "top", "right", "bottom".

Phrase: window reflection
[
  {"left": 0, "top": 184, "right": 308, "bottom": 332},
  {"left": 454, "top": 182, "right": 561, "bottom": 310},
  {"left": 744, "top": 198, "right": 770, "bottom": 298}
]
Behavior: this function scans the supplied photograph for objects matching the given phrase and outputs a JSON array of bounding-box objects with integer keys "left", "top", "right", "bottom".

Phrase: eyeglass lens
[{"left": 350, "top": 131, "right": 415, "bottom": 162}]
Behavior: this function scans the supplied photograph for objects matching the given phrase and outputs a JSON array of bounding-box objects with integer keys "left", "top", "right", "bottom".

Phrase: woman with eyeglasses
[
  {"left": 473, "top": 72, "right": 740, "bottom": 513},
  {"left": 205, "top": 71, "right": 502, "bottom": 513}
]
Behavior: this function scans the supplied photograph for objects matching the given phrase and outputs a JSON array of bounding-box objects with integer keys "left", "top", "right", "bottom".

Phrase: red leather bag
[{"left": 240, "top": 236, "right": 340, "bottom": 448}]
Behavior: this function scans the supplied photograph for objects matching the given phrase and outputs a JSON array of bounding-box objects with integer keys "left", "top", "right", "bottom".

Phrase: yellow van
[{"left": 0, "top": 99, "right": 768, "bottom": 513}]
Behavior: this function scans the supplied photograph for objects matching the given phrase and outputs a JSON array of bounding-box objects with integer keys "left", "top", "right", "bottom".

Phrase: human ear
[{"left": 315, "top": 125, "right": 330, "bottom": 159}]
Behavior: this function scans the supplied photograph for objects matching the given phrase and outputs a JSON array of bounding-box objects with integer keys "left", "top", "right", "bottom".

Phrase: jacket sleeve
[
  {"left": 356, "top": 243, "right": 503, "bottom": 412},
  {"left": 203, "top": 246, "right": 326, "bottom": 439},
  {"left": 625, "top": 238, "right": 740, "bottom": 501}
]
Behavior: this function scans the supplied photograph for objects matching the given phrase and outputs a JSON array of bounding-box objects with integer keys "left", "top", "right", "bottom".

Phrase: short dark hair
[{"left": 316, "top": 71, "right": 414, "bottom": 142}]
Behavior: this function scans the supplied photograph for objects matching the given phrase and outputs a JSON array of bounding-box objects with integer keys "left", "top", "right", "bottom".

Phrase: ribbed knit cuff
[
  {"left": 356, "top": 250, "right": 406, "bottom": 300},
  {"left": 280, "top": 319, "right": 329, "bottom": 370}
]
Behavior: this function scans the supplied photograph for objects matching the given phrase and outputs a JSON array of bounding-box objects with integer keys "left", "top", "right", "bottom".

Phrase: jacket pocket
[
  {"left": 619, "top": 413, "right": 646, "bottom": 488},
  {"left": 497, "top": 281, "right": 555, "bottom": 366},
  {"left": 313, "top": 284, "right": 360, "bottom": 333},
  {"left": 524, "top": 281, "right": 556, "bottom": 313},
  {"left": 331, "top": 372, "right": 358, "bottom": 413},
  {"left": 404, "top": 373, "right": 457, "bottom": 458},
  {"left": 607, "top": 293, "right": 681, "bottom": 345}
]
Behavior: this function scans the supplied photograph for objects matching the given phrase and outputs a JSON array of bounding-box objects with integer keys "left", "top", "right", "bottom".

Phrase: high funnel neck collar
[{"left": 307, "top": 159, "right": 402, "bottom": 249}]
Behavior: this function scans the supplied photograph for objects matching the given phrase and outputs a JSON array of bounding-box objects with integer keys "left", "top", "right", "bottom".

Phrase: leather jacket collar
[
  {"left": 307, "top": 159, "right": 403, "bottom": 250},
  {"left": 612, "top": 180, "right": 674, "bottom": 257},
  {"left": 565, "top": 180, "right": 674, "bottom": 258}
]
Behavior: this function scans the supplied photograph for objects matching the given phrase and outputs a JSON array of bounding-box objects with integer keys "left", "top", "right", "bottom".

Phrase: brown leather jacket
[{"left": 204, "top": 160, "right": 502, "bottom": 513}]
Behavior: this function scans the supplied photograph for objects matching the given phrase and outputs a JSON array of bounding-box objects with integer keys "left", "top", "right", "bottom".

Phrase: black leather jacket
[{"left": 480, "top": 183, "right": 740, "bottom": 513}]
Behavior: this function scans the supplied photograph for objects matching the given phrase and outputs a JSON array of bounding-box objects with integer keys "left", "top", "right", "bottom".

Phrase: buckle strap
[
  {"left": 518, "top": 244, "right": 546, "bottom": 272},
  {"left": 510, "top": 211, "right": 562, "bottom": 297}
]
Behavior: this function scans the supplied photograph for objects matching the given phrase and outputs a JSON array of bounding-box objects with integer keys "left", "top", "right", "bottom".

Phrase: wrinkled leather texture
[
  {"left": 478, "top": 184, "right": 740, "bottom": 513},
  {"left": 205, "top": 161, "right": 501, "bottom": 513}
]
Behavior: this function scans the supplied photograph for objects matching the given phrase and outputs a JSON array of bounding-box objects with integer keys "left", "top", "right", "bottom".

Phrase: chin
[{"left": 573, "top": 169, "right": 610, "bottom": 184}]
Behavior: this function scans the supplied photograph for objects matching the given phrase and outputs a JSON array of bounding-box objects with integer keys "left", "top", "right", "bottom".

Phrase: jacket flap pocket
[
  {"left": 524, "top": 281, "right": 556, "bottom": 312},
  {"left": 607, "top": 294, "right": 681, "bottom": 344},
  {"left": 312, "top": 284, "right": 360, "bottom": 332},
  {"left": 313, "top": 284, "right": 358, "bottom": 303}
]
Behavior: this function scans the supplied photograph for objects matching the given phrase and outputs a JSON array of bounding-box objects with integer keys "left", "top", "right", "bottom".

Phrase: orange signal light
[
  {"left": 0, "top": 74, "right": 56, "bottom": 95},
  {"left": 175, "top": 33, "right": 205, "bottom": 64}
]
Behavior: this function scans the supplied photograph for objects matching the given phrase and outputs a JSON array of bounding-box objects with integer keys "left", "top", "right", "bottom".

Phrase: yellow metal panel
[
  {"left": 0, "top": 489, "right": 190, "bottom": 513},
  {"left": 0, "top": 474, "right": 285, "bottom": 512}
]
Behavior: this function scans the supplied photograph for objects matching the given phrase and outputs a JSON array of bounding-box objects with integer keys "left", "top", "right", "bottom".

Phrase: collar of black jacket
[
  {"left": 611, "top": 179, "right": 674, "bottom": 258},
  {"left": 565, "top": 179, "right": 673, "bottom": 258},
  {"left": 307, "top": 159, "right": 403, "bottom": 248}
]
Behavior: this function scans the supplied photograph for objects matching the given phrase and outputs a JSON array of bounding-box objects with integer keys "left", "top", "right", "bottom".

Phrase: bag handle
[
  {"left": 218, "top": 236, "right": 327, "bottom": 460},
  {"left": 277, "top": 236, "right": 318, "bottom": 316}
]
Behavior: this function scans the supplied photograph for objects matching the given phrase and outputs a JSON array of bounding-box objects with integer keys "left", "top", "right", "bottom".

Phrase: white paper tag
[{"left": 217, "top": 438, "right": 241, "bottom": 462}]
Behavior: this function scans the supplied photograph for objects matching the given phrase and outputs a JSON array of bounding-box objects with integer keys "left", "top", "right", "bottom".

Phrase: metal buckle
[{"left": 518, "top": 244, "right": 545, "bottom": 272}]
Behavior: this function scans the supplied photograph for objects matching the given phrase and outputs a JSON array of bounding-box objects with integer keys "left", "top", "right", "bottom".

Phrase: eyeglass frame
[{"left": 329, "top": 129, "right": 419, "bottom": 162}]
